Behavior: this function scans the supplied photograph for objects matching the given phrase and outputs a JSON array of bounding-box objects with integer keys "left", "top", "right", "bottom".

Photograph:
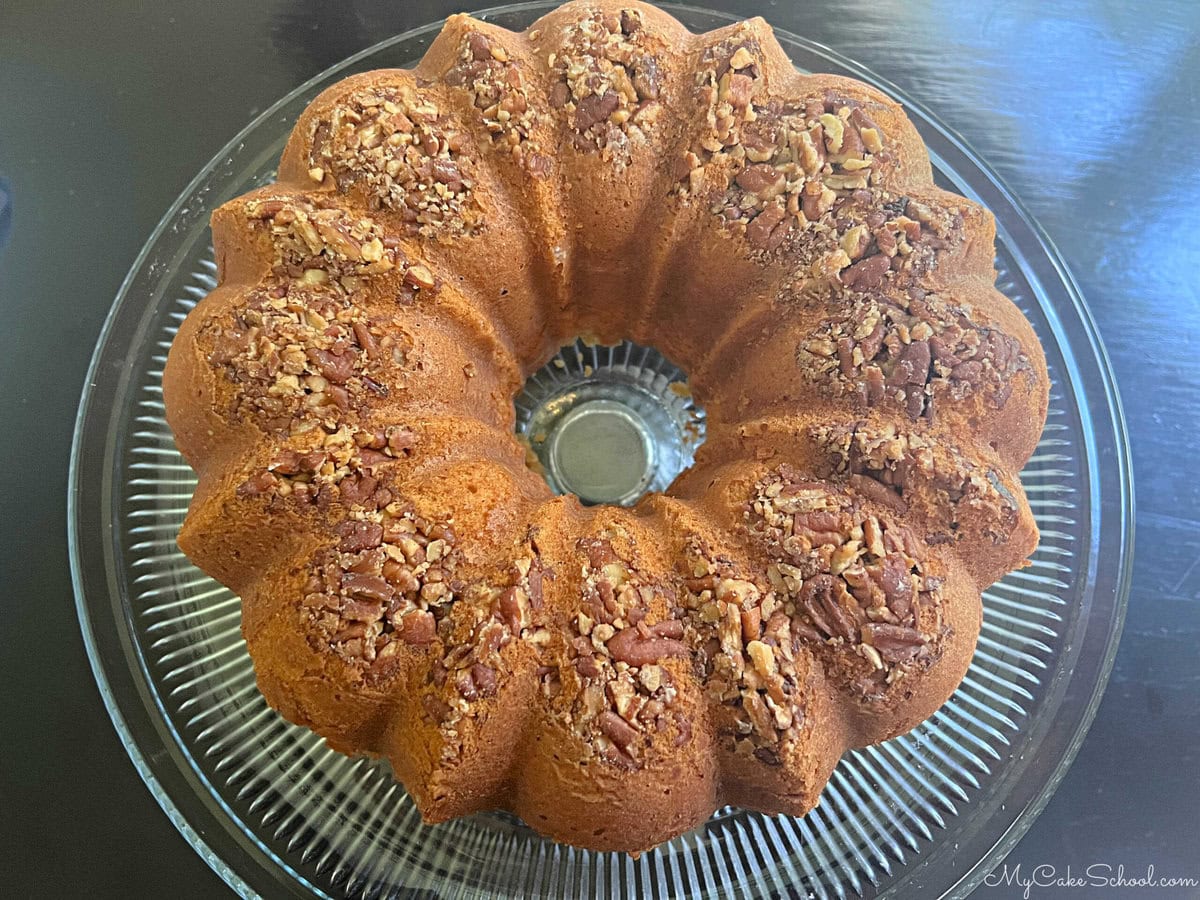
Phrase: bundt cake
[{"left": 163, "top": 0, "right": 1049, "bottom": 854}]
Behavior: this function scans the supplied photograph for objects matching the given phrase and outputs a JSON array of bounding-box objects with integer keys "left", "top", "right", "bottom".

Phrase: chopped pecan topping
[
  {"left": 558, "top": 535, "right": 684, "bottom": 767},
  {"left": 235, "top": 423, "right": 419, "bottom": 509},
  {"left": 405, "top": 534, "right": 553, "bottom": 763},
  {"left": 545, "top": 8, "right": 665, "bottom": 164},
  {"left": 746, "top": 466, "right": 948, "bottom": 701},
  {"left": 812, "top": 422, "right": 1020, "bottom": 544},
  {"left": 681, "top": 541, "right": 805, "bottom": 759},
  {"left": 308, "top": 87, "right": 483, "bottom": 238},
  {"left": 302, "top": 502, "right": 555, "bottom": 750},
  {"left": 675, "top": 48, "right": 964, "bottom": 274},
  {"left": 203, "top": 281, "right": 408, "bottom": 434},
  {"left": 444, "top": 31, "right": 552, "bottom": 177},
  {"left": 302, "top": 506, "right": 463, "bottom": 675},
  {"left": 800, "top": 288, "right": 1030, "bottom": 419},
  {"left": 246, "top": 197, "right": 403, "bottom": 283}
]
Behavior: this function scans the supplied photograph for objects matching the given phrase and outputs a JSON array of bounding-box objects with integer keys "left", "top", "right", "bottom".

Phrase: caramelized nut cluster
[
  {"left": 800, "top": 287, "right": 1029, "bottom": 419},
  {"left": 236, "top": 422, "right": 418, "bottom": 507},
  {"left": 204, "top": 282, "right": 401, "bottom": 433},
  {"left": 302, "top": 509, "right": 462, "bottom": 677},
  {"left": 553, "top": 537, "right": 688, "bottom": 768},
  {"left": 445, "top": 31, "right": 553, "bottom": 177},
  {"left": 748, "top": 467, "right": 947, "bottom": 701},
  {"left": 681, "top": 541, "right": 806, "bottom": 766},
  {"left": 812, "top": 422, "right": 1020, "bottom": 545},
  {"left": 309, "top": 87, "right": 484, "bottom": 238},
  {"left": 547, "top": 7, "right": 665, "bottom": 163}
]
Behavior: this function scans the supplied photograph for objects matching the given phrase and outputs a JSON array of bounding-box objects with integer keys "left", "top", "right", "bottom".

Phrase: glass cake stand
[{"left": 69, "top": 4, "right": 1133, "bottom": 898}]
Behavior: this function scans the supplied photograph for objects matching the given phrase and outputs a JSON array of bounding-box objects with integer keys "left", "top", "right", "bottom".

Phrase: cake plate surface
[{"left": 69, "top": 5, "right": 1132, "bottom": 897}]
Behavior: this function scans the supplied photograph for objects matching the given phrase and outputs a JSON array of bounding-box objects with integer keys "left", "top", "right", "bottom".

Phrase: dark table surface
[{"left": 2, "top": 1, "right": 1198, "bottom": 897}]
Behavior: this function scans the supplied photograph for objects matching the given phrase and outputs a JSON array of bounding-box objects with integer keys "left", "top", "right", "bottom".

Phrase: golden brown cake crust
[{"left": 162, "top": 0, "right": 1050, "bottom": 854}]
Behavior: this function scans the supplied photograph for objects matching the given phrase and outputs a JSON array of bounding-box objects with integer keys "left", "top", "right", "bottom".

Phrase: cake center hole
[{"left": 515, "top": 339, "right": 706, "bottom": 506}]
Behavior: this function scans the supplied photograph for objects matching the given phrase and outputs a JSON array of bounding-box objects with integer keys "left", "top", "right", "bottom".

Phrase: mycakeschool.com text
[{"left": 983, "top": 863, "right": 1199, "bottom": 898}]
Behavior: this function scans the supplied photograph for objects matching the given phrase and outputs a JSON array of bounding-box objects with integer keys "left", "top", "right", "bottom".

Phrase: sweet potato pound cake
[{"left": 163, "top": 0, "right": 1049, "bottom": 853}]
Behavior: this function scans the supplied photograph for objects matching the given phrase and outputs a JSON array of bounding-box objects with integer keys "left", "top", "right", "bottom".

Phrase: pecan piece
[
  {"left": 632, "top": 56, "right": 661, "bottom": 100},
  {"left": 357, "top": 450, "right": 392, "bottom": 471},
  {"left": 607, "top": 627, "right": 688, "bottom": 667},
  {"left": 797, "top": 574, "right": 835, "bottom": 638},
  {"left": 237, "top": 471, "right": 277, "bottom": 498},
  {"left": 842, "top": 254, "right": 890, "bottom": 290},
  {"left": 385, "top": 426, "right": 416, "bottom": 455},
  {"left": 341, "top": 572, "right": 393, "bottom": 603},
  {"left": 883, "top": 523, "right": 922, "bottom": 558},
  {"left": 526, "top": 153, "right": 553, "bottom": 178},
  {"left": 369, "top": 639, "right": 402, "bottom": 675},
  {"left": 599, "top": 710, "right": 640, "bottom": 752},
  {"left": 735, "top": 164, "right": 784, "bottom": 196},
  {"left": 742, "top": 693, "right": 776, "bottom": 740},
  {"left": 306, "top": 348, "right": 355, "bottom": 384},
  {"left": 351, "top": 322, "right": 378, "bottom": 357},
  {"left": 338, "top": 520, "right": 383, "bottom": 552},
  {"left": 726, "top": 72, "right": 754, "bottom": 109},
  {"left": 849, "top": 473, "right": 907, "bottom": 513},
  {"left": 549, "top": 80, "right": 570, "bottom": 109},
  {"left": 399, "top": 609, "right": 437, "bottom": 645},
  {"left": 383, "top": 561, "right": 419, "bottom": 594},
  {"left": 466, "top": 31, "right": 492, "bottom": 61},
  {"left": 649, "top": 619, "right": 684, "bottom": 640},
  {"left": 299, "top": 450, "right": 327, "bottom": 473},
  {"left": 799, "top": 574, "right": 857, "bottom": 642},
  {"left": 863, "top": 365, "right": 886, "bottom": 404},
  {"left": 951, "top": 359, "right": 984, "bottom": 385},
  {"left": 858, "top": 320, "right": 886, "bottom": 362},
  {"left": 428, "top": 158, "right": 463, "bottom": 191},
  {"left": 328, "top": 384, "right": 351, "bottom": 410},
  {"left": 745, "top": 204, "right": 788, "bottom": 251},
  {"left": 793, "top": 510, "right": 843, "bottom": 545},
  {"left": 879, "top": 554, "right": 914, "bottom": 619},
  {"left": 469, "top": 663, "right": 498, "bottom": 698},
  {"left": 574, "top": 91, "right": 620, "bottom": 131},
  {"left": 250, "top": 199, "right": 285, "bottom": 220},
  {"left": 740, "top": 606, "right": 762, "bottom": 642},
  {"left": 498, "top": 585, "right": 528, "bottom": 632},
  {"left": 270, "top": 449, "right": 303, "bottom": 476},
  {"left": 862, "top": 622, "right": 926, "bottom": 663},
  {"left": 339, "top": 597, "right": 385, "bottom": 623},
  {"left": 456, "top": 668, "right": 480, "bottom": 701},
  {"left": 527, "top": 564, "right": 545, "bottom": 608},
  {"left": 581, "top": 539, "right": 618, "bottom": 568},
  {"left": 403, "top": 264, "right": 436, "bottom": 291},
  {"left": 891, "top": 339, "right": 931, "bottom": 387},
  {"left": 575, "top": 654, "right": 602, "bottom": 679}
]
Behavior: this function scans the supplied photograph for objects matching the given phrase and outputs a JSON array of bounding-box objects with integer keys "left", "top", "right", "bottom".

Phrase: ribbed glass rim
[{"left": 69, "top": 4, "right": 1133, "bottom": 897}]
